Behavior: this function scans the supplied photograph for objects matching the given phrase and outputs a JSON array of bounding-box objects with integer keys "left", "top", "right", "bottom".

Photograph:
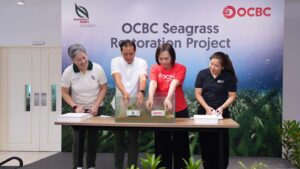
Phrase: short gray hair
[{"left": 67, "top": 44, "right": 87, "bottom": 59}]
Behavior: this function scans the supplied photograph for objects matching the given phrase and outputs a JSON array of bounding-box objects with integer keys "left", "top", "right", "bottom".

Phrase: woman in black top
[{"left": 194, "top": 52, "right": 238, "bottom": 169}]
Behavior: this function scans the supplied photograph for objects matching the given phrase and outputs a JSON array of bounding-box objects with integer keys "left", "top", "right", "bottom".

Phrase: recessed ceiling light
[{"left": 17, "top": 0, "right": 25, "bottom": 5}]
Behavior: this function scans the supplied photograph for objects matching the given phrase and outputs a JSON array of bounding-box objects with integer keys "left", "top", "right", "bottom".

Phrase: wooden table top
[{"left": 55, "top": 117, "right": 240, "bottom": 129}]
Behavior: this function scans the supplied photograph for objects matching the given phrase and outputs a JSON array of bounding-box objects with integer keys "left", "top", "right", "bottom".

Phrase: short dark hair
[
  {"left": 155, "top": 43, "right": 176, "bottom": 65},
  {"left": 119, "top": 39, "right": 136, "bottom": 52}
]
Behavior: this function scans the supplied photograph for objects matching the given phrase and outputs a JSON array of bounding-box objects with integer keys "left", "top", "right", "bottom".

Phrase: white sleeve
[
  {"left": 111, "top": 58, "right": 120, "bottom": 75},
  {"left": 97, "top": 65, "right": 108, "bottom": 85},
  {"left": 60, "top": 68, "right": 71, "bottom": 88},
  {"left": 139, "top": 59, "right": 148, "bottom": 76}
]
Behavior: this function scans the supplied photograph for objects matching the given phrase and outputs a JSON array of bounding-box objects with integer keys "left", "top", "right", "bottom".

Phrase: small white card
[
  {"left": 126, "top": 110, "right": 141, "bottom": 117},
  {"left": 151, "top": 110, "right": 165, "bottom": 117}
]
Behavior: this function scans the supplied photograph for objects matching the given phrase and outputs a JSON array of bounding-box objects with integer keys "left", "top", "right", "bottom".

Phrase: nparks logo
[{"left": 73, "top": 3, "right": 95, "bottom": 27}]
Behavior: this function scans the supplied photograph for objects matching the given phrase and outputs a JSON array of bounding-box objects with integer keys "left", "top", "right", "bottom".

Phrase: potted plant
[
  {"left": 279, "top": 120, "right": 300, "bottom": 168},
  {"left": 126, "top": 164, "right": 139, "bottom": 169},
  {"left": 182, "top": 157, "right": 203, "bottom": 169},
  {"left": 140, "top": 153, "right": 165, "bottom": 169}
]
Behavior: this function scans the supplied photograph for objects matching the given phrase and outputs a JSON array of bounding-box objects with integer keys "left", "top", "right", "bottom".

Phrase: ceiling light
[{"left": 17, "top": 0, "right": 25, "bottom": 5}]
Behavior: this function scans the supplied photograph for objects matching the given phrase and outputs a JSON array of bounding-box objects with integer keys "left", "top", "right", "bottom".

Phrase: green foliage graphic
[{"left": 230, "top": 89, "right": 282, "bottom": 157}]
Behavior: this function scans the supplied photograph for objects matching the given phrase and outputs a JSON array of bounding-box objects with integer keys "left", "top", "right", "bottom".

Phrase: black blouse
[{"left": 195, "top": 68, "right": 237, "bottom": 108}]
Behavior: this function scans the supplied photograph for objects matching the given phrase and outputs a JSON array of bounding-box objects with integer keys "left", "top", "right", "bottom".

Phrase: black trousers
[
  {"left": 198, "top": 106, "right": 229, "bottom": 169},
  {"left": 155, "top": 108, "right": 190, "bottom": 169},
  {"left": 114, "top": 130, "right": 139, "bottom": 169},
  {"left": 72, "top": 106, "right": 103, "bottom": 169}
]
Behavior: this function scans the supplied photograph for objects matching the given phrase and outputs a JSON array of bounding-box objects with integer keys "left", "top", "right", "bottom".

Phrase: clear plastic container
[{"left": 115, "top": 96, "right": 175, "bottom": 123}]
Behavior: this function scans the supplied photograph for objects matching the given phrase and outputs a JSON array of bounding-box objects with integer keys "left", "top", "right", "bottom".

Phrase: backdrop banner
[{"left": 62, "top": 0, "right": 284, "bottom": 157}]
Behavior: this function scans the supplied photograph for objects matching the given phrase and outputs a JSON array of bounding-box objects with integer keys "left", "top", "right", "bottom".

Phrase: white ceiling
[{"left": 1, "top": 0, "right": 61, "bottom": 6}]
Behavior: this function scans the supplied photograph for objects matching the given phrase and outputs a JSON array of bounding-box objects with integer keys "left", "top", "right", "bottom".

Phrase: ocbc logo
[
  {"left": 158, "top": 73, "right": 175, "bottom": 80},
  {"left": 223, "top": 5, "right": 271, "bottom": 19}
]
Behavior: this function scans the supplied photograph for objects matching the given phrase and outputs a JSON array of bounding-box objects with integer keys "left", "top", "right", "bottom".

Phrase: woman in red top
[{"left": 146, "top": 43, "right": 190, "bottom": 169}]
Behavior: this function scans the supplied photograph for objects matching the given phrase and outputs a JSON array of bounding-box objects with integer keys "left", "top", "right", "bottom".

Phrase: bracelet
[{"left": 72, "top": 105, "right": 78, "bottom": 112}]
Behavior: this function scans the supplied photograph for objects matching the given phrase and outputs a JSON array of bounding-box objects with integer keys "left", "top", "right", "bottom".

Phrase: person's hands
[
  {"left": 122, "top": 92, "right": 130, "bottom": 106},
  {"left": 75, "top": 105, "right": 84, "bottom": 113},
  {"left": 216, "top": 106, "right": 224, "bottom": 115},
  {"left": 205, "top": 106, "right": 215, "bottom": 115},
  {"left": 164, "top": 97, "right": 172, "bottom": 111},
  {"left": 89, "top": 105, "right": 99, "bottom": 116},
  {"left": 137, "top": 92, "right": 144, "bottom": 107},
  {"left": 146, "top": 98, "right": 154, "bottom": 110}
]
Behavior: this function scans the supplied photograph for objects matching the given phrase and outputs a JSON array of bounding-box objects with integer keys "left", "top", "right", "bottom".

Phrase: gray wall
[
  {"left": 0, "top": 0, "right": 299, "bottom": 121},
  {"left": 283, "top": 0, "right": 300, "bottom": 121}
]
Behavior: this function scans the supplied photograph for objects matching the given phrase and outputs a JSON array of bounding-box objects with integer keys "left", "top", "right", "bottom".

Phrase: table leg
[{"left": 219, "top": 129, "right": 224, "bottom": 169}]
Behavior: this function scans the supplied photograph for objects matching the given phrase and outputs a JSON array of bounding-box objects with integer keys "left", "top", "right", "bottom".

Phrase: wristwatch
[{"left": 139, "top": 90, "right": 145, "bottom": 96}]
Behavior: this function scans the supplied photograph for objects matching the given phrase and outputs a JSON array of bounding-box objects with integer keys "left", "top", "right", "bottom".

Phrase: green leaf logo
[{"left": 75, "top": 3, "right": 89, "bottom": 19}]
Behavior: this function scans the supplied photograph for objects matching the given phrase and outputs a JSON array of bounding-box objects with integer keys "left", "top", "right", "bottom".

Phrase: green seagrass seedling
[{"left": 128, "top": 103, "right": 138, "bottom": 110}]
